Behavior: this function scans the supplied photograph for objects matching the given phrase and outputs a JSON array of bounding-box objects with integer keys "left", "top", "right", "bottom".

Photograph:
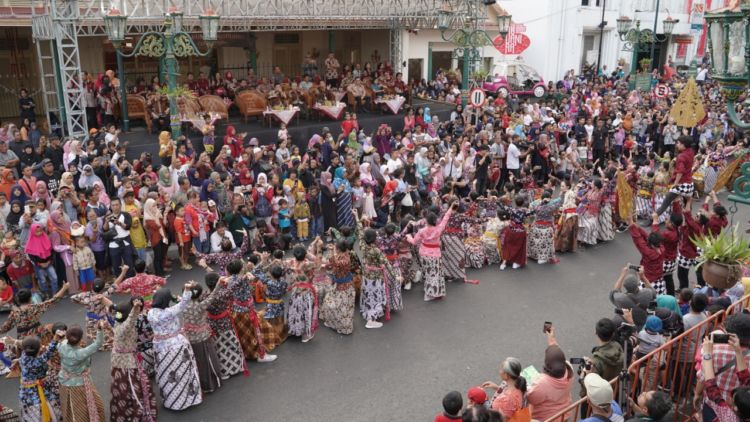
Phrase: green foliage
[
  {"left": 156, "top": 85, "right": 196, "bottom": 100},
  {"left": 692, "top": 224, "right": 750, "bottom": 266}
]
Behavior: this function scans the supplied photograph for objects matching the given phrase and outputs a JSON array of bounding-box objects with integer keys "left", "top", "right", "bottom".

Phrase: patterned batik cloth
[
  {"left": 441, "top": 234, "right": 466, "bottom": 280},
  {"left": 597, "top": 204, "right": 615, "bottom": 242},
  {"left": 527, "top": 223, "right": 555, "bottom": 262},
  {"left": 320, "top": 283, "right": 355, "bottom": 335},
  {"left": 421, "top": 256, "right": 445, "bottom": 300}
]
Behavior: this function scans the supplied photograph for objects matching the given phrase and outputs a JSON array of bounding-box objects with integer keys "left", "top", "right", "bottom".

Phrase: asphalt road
[{"left": 1, "top": 201, "right": 748, "bottom": 421}]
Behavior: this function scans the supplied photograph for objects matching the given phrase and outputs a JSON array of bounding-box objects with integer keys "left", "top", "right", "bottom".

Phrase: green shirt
[{"left": 57, "top": 330, "right": 103, "bottom": 387}]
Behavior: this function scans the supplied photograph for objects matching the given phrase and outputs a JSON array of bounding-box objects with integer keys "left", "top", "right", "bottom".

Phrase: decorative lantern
[
  {"left": 616, "top": 16, "right": 633, "bottom": 36},
  {"left": 497, "top": 11, "right": 512, "bottom": 37},
  {"left": 169, "top": 10, "right": 184, "bottom": 33},
  {"left": 662, "top": 16, "right": 678, "bottom": 35},
  {"left": 103, "top": 8, "right": 127, "bottom": 47},
  {"left": 199, "top": 9, "right": 220, "bottom": 43},
  {"left": 437, "top": 4, "right": 453, "bottom": 31},
  {"left": 704, "top": 9, "right": 748, "bottom": 101}
]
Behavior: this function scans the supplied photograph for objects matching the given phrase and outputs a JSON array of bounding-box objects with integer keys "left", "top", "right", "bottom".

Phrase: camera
[{"left": 713, "top": 333, "right": 730, "bottom": 344}]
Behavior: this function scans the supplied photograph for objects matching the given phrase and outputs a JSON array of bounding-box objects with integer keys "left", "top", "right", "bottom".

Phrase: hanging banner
[{"left": 493, "top": 24, "right": 531, "bottom": 55}]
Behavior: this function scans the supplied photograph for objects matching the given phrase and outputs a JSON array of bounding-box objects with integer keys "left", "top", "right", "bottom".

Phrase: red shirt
[
  {"left": 629, "top": 225, "right": 664, "bottom": 282},
  {"left": 679, "top": 209, "right": 703, "bottom": 259},
  {"left": 434, "top": 414, "right": 462, "bottom": 422},
  {"left": 654, "top": 224, "right": 679, "bottom": 262},
  {"left": 0, "top": 285, "right": 12, "bottom": 302},
  {"left": 672, "top": 148, "right": 695, "bottom": 184},
  {"left": 6, "top": 260, "right": 33, "bottom": 282}
]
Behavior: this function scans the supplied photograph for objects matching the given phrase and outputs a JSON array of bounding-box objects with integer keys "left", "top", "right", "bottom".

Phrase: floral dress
[
  {"left": 254, "top": 269, "right": 288, "bottom": 350},
  {"left": 286, "top": 258, "right": 319, "bottom": 339},
  {"left": 0, "top": 298, "right": 61, "bottom": 339},
  {"left": 376, "top": 232, "right": 405, "bottom": 311},
  {"left": 70, "top": 291, "right": 114, "bottom": 351},
  {"left": 19, "top": 341, "right": 60, "bottom": 422},
  {"left": 319, "top": 252, "right": 355, "bottom": 335},
  {"left": 528, "top": 198, "right": 562, "bottom": 262}
]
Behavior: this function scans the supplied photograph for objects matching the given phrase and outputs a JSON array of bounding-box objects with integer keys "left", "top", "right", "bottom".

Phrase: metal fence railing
[{"left": 544, "top": 293, "right": 750, "bottom": 422}]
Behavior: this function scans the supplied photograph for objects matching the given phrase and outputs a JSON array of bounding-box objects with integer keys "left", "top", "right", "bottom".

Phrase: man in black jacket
[
  {"left": 104, "top": 198, "right": 136, "bottom": 277},
  {"left": 591, "top": 118, "right": 609, "bottom": 170}
]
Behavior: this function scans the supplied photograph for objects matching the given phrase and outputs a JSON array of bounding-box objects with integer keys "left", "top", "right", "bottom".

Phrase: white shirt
[
  {"left": 210, "top": 230, "right": 237, "bottom": 253},
  {"left": 696, "top": 68, "right": 708, "bottom": 81},
  {"left": 506, "top": 143, "right": 521, "bottom": 170},
  {"left": 386, "top": 157, "right": 403, "bottom": 174}
]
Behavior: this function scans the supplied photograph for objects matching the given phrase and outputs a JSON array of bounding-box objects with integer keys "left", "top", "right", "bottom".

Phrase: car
[{"left": 482, "top": 60, "right": 546, "bottom": 99}]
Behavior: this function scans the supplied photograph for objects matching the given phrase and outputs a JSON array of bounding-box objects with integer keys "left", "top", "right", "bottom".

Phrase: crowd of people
[{"left": 0, "top": 49, "right": 748, "bottom": 421}]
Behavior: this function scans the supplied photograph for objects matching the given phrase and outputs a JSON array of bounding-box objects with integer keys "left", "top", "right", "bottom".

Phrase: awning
[{"left": 673, "top": 35, "right": 693, "bottom": 44}]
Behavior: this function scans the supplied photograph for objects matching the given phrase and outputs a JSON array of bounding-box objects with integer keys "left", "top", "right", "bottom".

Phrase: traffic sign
[
  {"left": 653, "top": 84, "right": 671, "bottom": 98},
  {"left": 469, "top": 88, "right": 486, "bottom": 107}
]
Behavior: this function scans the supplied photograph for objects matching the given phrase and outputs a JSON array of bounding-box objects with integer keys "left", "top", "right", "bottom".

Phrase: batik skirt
[
  {"left": 385, "top": 263, "right": 404, "bottom": 312},
  {"left": 528, "top": 223, "right": 555, "bottom": 262},
  {"left": 21, "top": 401, "right": 59, "bottom": 422},
  {"left": 421, "top": 256, "right": 445, "bottom": 300},
  {"left": 555, "top": 215, "right": 577, "bottom": 253},
  {"left": 60, "top": 384, "right": 105, "bottom": 422},
  {"left": 578, "top": 212, "right": 599, "bottom": 245},
  {"left": 704, "top": 166, "right": 718, "bottom": 193},
  {"left": 635, "top": 195, "right": 653, "bottom": 219},
  {"left": 212, "top": 329, "right": 244, "bottom": 379},
  {"left": 259, "top": 314, "right": 287, "bottom": 351},
  {"left": 287, "top": 289, "right": 317, "bottom": 338},
  {"left": 0, "top": 406, "right": 19, "bottom": 421},
  {"left": 441, "top": 234, "right": 466, "bottom": 280},
  {"left": 652, "top": 193, "right": 668, "bottom": 223},
  {"left": 232, "top": 310, "right": 266, "bottom": 360},
  {"left": 153, "top": 343, "right": 202, "bottom": 410},
  {"left": 464, "top": 237, "right": 485, "bottom": 269},
  {"left": 597, "top": 204, "right": 615, "bottom": 242},
  {"left": 110, "top": 366, "right": 157, "bottom": 422},
  {"left": 501, "top": 226, "right": 527, "bottom": 266},
  {"left": 136, "top": 315, "right": 155, "bottom": 377},
  {"left": 400, "top": 252, "right": 418, "bottom": 284},
  {"left": 482, "top": 237, "right": 501, "bottom": 265},
  {"left": 360, "top": 277, "right": 387, "bottom": 321},
  {"left": 191, "top": 339, "right": 222, "bottom": 393},
  {"left": 320, "top": 282, "right": 356, "bottom": 335}
]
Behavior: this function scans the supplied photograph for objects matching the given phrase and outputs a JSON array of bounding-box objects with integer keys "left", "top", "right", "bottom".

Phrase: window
[{"left": 581, "top": 0, "right": 602, "bottom": 6}]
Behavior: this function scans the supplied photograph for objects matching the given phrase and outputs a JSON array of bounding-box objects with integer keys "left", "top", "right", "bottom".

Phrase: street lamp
[
  {"left": 704, "top": 6, "right": 749, "bottom": 129},
  {"left": 616, "top": 11, "right": 678, "bottom": 87},
  {"left": 437, "top": 0, "right": 510, "bottom": 106},
  {"left": 103, "top": 7, "right": 220, "bottom": 138}
]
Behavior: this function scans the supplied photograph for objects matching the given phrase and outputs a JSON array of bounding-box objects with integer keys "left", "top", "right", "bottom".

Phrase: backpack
[{"left": 256, "top": 193, "right": 272, "bottom": 218}]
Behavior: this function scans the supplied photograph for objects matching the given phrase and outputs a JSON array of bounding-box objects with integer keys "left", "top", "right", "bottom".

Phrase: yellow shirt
[{"left": 129, "top": 218, "right": 148, "bottom": 249}]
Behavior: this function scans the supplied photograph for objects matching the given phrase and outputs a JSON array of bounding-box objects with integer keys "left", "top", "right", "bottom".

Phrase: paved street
[{"left": 1, "top": 202, "right": 748, "bottom": 421}]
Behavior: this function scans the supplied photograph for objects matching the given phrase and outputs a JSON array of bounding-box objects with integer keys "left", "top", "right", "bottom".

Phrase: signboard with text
[{"left": 493, "top": 24, "right": 531, "bottom": 55}]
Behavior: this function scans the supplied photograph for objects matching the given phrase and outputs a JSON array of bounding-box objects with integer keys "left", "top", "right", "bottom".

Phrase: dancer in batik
[
  {"left": 528, "top": 190, "right": 562, "bottom": 264},
  {"left": 194, "top": 231, "right": 250, "bottom": 275},
  {"left": 254, "top": 264, "right": 288, "bottom": 351},
  {"left": 319, "top": 240, "right": 356, "bottom": 334},
  {"left": 70, "top": 273, "right": 124, "bottom": 351},
  {"left": 464, "top": 221, "right": 486, "bottom": 269},
  {"left": 499, "top": 197, "right": 535, "bottom": 270},
  {"left": 654, "top": 136, "right": 696, "bottom": 216},
  {"left": 360, "top": 228, "right": 400, "bottom": 329},
  {"left": 376, "top": 223, "right": 406, "bottom": 308},
  {"left": 0, "top": 284, "right": 68, "bottom": 340},
  {"left": 554, "top": 181, "right": 578, "bottom": 253},
  {"left": 286, "top": 245, "right": 319, "bottom": 343},
  {"left": 577, "top": 179, "right": 603, "bottom": 246},
  {"left": 406, "top": 202, "right": 455, "bottom": 301},
  {"left": 183, "top": 281, "right": 227, "bottom": 394},
  {"left": 481, "top": 210, "right": 505, "bottom": 266},
  {"left": 635, "top": 170, "right": 655, "bottom": 220},
  {"left": 113, "top": 261, "right": 166, "bottom": 308},
  {"left": 203, "top": 273, "right": 246, "bottom": 379},
  {"left": 109, "top": 298, "right": 157, "bottom": 422},
  {"left": 57, "top": 324, "right": 105, "bottom": 422},
  {"left": 441, "top": 202, "right": 473, "bottom": 281},
  {"left": 399, "top": 217, "right": 421, "bottom": 291},
  {"left": 18, "top": 334, "right": 61, "bottom": 422},
  {"left": 147, "top": 285, "right": 202, "bottom": 411},
  {"left": 225, "top": 258, "right": 277, "bottom": 363},
  {"left": 597, "top": 172, "right": 616, "bottom": 242},
  {"left": 332, "top": 167, "right": 355, "bottom": 228}
]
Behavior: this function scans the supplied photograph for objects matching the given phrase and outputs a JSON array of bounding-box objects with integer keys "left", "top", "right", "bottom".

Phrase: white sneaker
[
  {"left": 301, "top": 333, "right": 314, "bottom": 343},
  {"left": 499, "top": 263, "right": 507, "bottom": 270},
  {"left": 257, "top": 354, "right": 278, "bottom": 363},
  {"left": 365, "top": 320, "right": 383, "bottom": 329},
  {"left": 512, "top": 263, "right": 521, "bottom": 269},
  {"left": 404, "top": 282, "right": 412, "bottom": 291},
  {"left": 538, "top": 259, "right": 547, "bottom": 265},
  {"left": 414, "top": 270, "right": 422, "bottom": 283}
]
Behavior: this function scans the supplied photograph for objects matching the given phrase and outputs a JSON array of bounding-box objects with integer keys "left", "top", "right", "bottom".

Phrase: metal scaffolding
[{"left": 32, "top": 0, "right": 87, "bottom": 138}]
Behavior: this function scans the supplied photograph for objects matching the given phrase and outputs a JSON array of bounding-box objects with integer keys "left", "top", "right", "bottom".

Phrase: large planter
[{"left": 702, "top": 260, "right": 743, "bottom": 290}]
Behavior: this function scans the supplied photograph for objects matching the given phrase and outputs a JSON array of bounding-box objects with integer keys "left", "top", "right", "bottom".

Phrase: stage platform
[{"left": 120, "top": 99, "right": 455, "bottom": 159}]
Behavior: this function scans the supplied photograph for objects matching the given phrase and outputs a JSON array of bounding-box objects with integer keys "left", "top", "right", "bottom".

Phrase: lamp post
[
  {"left": 437, "top": 1, "right": 511, "bottom": 106},
  {"left": 616, "top": 10, "right": 678, "bottom": 88},
  {"left": 103, "top": 7, "right": 220, "bottom": 138},
  {"left": 704, "top": 4, "right": 750, "bottom": 129}
]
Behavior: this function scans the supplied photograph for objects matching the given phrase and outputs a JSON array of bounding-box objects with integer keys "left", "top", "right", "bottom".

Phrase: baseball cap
[
  {"left": 41, "top": 158, "right": 53, "bottom": 166},
  {"left": 584, "top": 373, "right": 613, "bottom": 407},
  {"left": 467, "top": 387, "right": 487, "bottom": 405},
  {"left": 645, "top": 315, "right": 663, "bottom": 333},
  {"left": 623, "top": 276, "right": 639, "bottom": 293}
]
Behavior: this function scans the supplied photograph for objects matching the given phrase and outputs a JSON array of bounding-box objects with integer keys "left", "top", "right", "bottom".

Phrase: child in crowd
[
  {"left": 174, "top": 205, "right": 192, "bottom": 270},
  {"left": 6, "top": 251, "right": 35, "bottom": 291},
  {"left": 202, "top": 114, "right": 215, "bottom": 155},
  {"left": 293, "top": 192, "right": 310, "bottom": 241},
  {"left": 278, "top": 198, "right": 292, "bottom": 249},
  {"left": 72, "top": 236, "right": 96, "bottom": 292},
  {"left": 435, "top": 390, "right": 463, "bottom": 422}
]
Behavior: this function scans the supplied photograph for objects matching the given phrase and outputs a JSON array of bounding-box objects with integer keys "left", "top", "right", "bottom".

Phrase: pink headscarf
[
  {"left": 24, "top": 223, "right": 52, "bottom": 259},
  {"left": 32, "top": 180, "right": 52, "bottom": 209},
  {"left": 93, "top": 181, "right": 110, "bottom": 207}
]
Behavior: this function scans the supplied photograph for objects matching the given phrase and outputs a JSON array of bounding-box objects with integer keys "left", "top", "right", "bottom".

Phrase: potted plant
[
  {"left": 693, "top": 225, "right": 750, "bottom": 289},
  {"left": 639, "top": 58, "right": 652, "bottom": 72}
]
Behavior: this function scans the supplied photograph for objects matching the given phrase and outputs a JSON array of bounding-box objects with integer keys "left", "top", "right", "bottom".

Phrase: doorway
[
  {"left": 408, "top": 58, "right": 423, "bottom": 83},
  {"left": 431, "top": 51, "right": 452, "bottom": 78}
]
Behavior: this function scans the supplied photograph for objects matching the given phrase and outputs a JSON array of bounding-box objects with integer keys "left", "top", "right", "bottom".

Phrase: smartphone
[
  {"left": 543, "top": 321, "right": 552, "bottom": 334},
  {"left": 614, "top": 308, "right": 624, "bottom": 316},
  {"left": 648, "top": 300, "right": 657, "bottom": 311},
  {"left": 628, "top": 264, "right": 641, "bottom": 272},
  {"left": 569, "top": 357, "right": 585, "bottom": 365},
  {"left": 713, "top": 333, "right": 730, "bottom": 344}
]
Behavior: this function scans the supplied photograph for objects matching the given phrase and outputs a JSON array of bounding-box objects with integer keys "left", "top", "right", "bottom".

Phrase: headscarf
[
  {"left": 31, "top": 180, "right": 52, "bottom": 209},
  {"left": 256, "top": 172, "right": 268, "bottom": 186},
  {"left": 0, "top": 168, "right": 14, "bottom": 198},
  {"left": 656, "top": 294, "right": 681, "bottom": 315},
  {"left": 332, "top": 167, "right": 351, "bottom": 193},
  {"left": 9, "top": 184, "right": 27, "bottom": 206},
  {"left": 308, "top": 134, "right": 322, "bottom": 150},
  {"left": 6, "top": 200, "right": 23, "bottom": 228},
  {"left": 359, "top": 163, "right": 374, "bottom": 185},
  {"left": 158, "top": 131, "right": 173, "bottom": 158},
  {"left": 542, "top": 345, "right": 568, "bottom": 378},
  {"left": 78, "top": 164, "right": 102, "bottom": 190},
  {"left": 320, "top": 171, "right": 333, "bottom": 191},
  {"left": 200, "top": 180, "right": 218, "bottom": 202},
  {"left": 158, "top": 165, "right": 173, "bottom": 187},
  {"left": 92, "top": 181, "right": 110, "bottom": 207},
  {"left": 151, "top": 287, "right": 175, "bottom": 310},
  {"left": 24, "top": 223, "right": 52, "bottom": 259},
  {"left": 59, "top": 172, "right": 75, "bottom": 191},
  {"left": 347, "top": 131, "right": 360, "bottom": 152},
  {"left": 48, "top": 210, "right": 72, "bottom": 245},
  {"left": 423, "top": 106, "right": 432, "bottom": 123}
]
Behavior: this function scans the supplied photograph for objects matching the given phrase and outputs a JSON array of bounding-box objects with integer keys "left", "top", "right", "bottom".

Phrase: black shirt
[
  {"left": 44, "top": 146, "right": 64, "bottom": 171},
  {"left": 591, "top": 127, "right": 608, "bottom": 150},
  {"left": 475, "top": 153, "right": 490, "bottom": 178},
  {"left": 37, "top": 171, "right": 61, "bottom": 197}
]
